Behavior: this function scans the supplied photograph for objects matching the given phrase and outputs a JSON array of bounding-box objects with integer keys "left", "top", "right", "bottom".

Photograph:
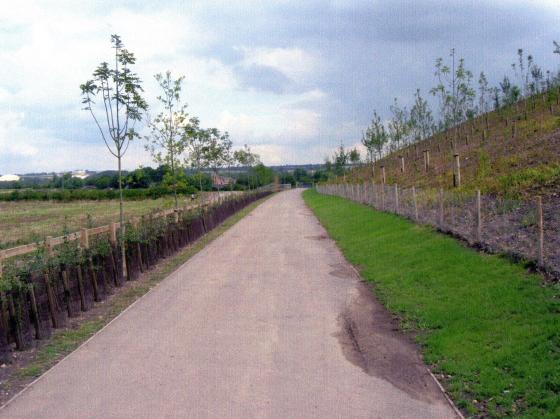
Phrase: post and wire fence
[{"left": 316, "top": 182, "right": 558, "bottom": 277}]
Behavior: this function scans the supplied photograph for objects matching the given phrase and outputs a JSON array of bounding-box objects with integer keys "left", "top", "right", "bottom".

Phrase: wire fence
[{"left": 317, "top": 183, "right": 559, "bottom": 278}]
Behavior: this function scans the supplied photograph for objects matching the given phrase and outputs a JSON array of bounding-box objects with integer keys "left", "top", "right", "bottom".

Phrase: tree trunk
[{"left": 118, "top": 154, "right": 127, "bottom": 281}]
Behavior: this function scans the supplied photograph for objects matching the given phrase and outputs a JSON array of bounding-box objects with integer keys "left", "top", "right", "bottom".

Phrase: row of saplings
[{"left": 0, "top": 192, "right": 271, "bottom": 361}]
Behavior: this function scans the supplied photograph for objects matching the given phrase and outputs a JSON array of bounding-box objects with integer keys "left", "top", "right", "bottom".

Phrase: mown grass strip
[
  {"left": 16, "top": 195, "right": 272, "bottom": 380},
  {"left": 303, "top": 189, "right": 560, "bottom": 418}
]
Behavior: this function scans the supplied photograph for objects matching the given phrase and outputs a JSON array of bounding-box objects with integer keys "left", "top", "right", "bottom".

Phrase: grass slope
[
  {"left": 350, "top": 91, "right": 560, "bottom": 198},
  {"left": 303, "top": 189, "right": 559, "bottom": 418}
]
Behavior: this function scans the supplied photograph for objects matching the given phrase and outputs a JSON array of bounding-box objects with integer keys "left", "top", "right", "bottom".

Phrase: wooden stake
[
  {"left": 28, "top": 286, "right": 42, "bottom": 339},
  {"left": 536, "top": 196, "right": 544, "bottom": 268},
  {"left": 476, "top": 190, "right": 482, "bottom": 243},
  {"left": 412, "top": 186, "right": 418, "bottom": 221},
  {"left": 423, "top": 150, "right": 430, "bottom": 172},
  {"left": 399, "top": 156, "right": 405, "bottom": 173},
  {"left": 109, "top": 222, "right": 117, "bottom": 245},
  {"left": 453, "top": 154, "right": 461, "bottom": 188},
  {"left": 381, "top": 166, "right": 386, "bottom": 184},
  {"left": 439, "top": 188, "right": 444, "bottom": 228},
  {"left": 81, "top": 229, "right": 100, "bottom": 302},
  {"left": 394, "top": 184, "right": 399, "bottom": 214}
]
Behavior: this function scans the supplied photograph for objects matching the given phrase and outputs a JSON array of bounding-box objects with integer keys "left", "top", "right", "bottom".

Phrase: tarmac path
[{"left": 1, "top": 189, "right": 457, "bottom": 418}]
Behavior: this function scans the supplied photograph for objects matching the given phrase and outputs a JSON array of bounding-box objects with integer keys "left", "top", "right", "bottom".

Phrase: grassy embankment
[
  {"left": 303, "top": 189, "right": 559, "bottom": 418},
  {"left": 349, "top": 91, "right": 560, "bottom": 199}
]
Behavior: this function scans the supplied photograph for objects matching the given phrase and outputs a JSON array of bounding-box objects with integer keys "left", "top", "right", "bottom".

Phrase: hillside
[{"left": 348, "top": 90, "right": 560, "bottom": 199}]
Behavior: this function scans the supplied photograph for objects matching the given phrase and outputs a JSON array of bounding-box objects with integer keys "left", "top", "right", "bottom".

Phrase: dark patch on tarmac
[
  {"left": 328, "top": 263, "right": 355, "bottom": 279},
  {"left": 333, "top": 280, "right": 445, "bottom": 405},
  {"left": 304, "top": 234, "right": 328, "bottom": 241}
]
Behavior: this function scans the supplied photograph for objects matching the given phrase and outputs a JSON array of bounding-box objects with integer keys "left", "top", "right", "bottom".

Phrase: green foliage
[
  {"left": 0, "top": 186, "right": 191, "bottom": 202},
  {"left": 304, "top": 190, "right": 560, "bottom": 417},
  {"left": 496, "top": 163, "right": 560, "bottom": 198}
]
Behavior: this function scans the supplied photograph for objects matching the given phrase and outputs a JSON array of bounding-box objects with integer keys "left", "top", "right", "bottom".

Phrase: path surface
[{"left": 1, "top": 189, "right": 456, "bottom": 418}]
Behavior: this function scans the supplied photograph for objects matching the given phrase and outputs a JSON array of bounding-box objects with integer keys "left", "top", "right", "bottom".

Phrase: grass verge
[
  {"left": 303, "top": 189, "right": 560, "bottom": 418},
  {"left": 14, "top": 195, "right": 272, "bottom": 382}
]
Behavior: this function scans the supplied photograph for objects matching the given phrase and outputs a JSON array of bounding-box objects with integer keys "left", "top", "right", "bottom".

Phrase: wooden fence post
[
  {"left": 81, "top": 228, "right": 100, "bottom": 302},
  {"left": 381, "top": 166, "right": 386, "bottom": 184},
  {"left": 108, "top": 222, "right": 119, "bottom": 286},
  {"left": 439, "top": 188, "right": 444, "bottom": 229},
  {"left": 476, "top": 190, "right": 482, "bottom": 243},
  {"left": 381, "top": 184, "right": 385, "bottom": 211},
  {"left": 536, "top": 196, "right": 544, "bottom": 268},
  {"left": 44, "top": 236, "right": 59, "bottom": 328},
  {"left": 399, "top": 156, "right": 405, "bottom": 173},
  {"left": 453, "top": 153, "right": 461, "bottom": 188},
  {"left": 412, "top": 186, "right": 418, "bottom": 221},
  {"left": 394, "top": 184, "right": 399, "bottom": 214},
  {"left": 423, "top": 150, "right": 430, "bottom": 172},
  {"left": 132, "top": 219, "right": 145, "bottom": 273}
]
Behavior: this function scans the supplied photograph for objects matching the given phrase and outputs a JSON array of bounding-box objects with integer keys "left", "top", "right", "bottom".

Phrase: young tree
[
  {"left": 361, "top": 128, "right": 376, "bottom": 176},
  {"left": 500, "top": 76, "right": 521, "bottom": 107},
  {"left": 409, "top": 89, "right": 435, "bottom": 142},
  {"left": 233, "top": 144, "right": 259, "bottom": 190},
  {"left": 145, "top": 71, "right": 189, "bottom": 209},
  {"left": 388, "top": 98, "right": 409, "bottom": 151},
  {"left": 430, "top": 54, "right": 453, "bottom": 130},
  {"left": 183, "top": 117, "right": 207, "bottom": 194},
  {"left": 80, "top": 34, "right": 147, "bottom": 278},
  {"left": 369, "top": 111, "right": 388, "bottom": 160},
  {"left": 455, "top": 58, "right": 476, "bottom": 121},
  {"left": 332, "top": 143, "right": 348, "bottom": 177},
  {"left": 348, "top": 148, "right": 361, "bottom": 166},
  {"left": 478, "top": 72, "right": 490, "bottom": 114},
  {"left": 201, "top": 128, "right": 232, "bottom": 193},
  {"left": 430, "top": 50, "right": 475, "bottom": 130}
]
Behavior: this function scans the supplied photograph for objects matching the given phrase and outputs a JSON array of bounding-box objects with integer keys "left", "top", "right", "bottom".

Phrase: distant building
[
  {"left": 212, "top": 173, "right": 234, "bottom": 189},
  {"left": 0, "top": 174, "right": 20, "bottom": 182},
  {"left": 71, "top": 170, "right": 90, "bottom": 180}
]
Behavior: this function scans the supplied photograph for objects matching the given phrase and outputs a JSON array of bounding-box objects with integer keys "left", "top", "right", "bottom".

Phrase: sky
[{"left": 0, "top": 0, "right": 559, "bottom": 173}]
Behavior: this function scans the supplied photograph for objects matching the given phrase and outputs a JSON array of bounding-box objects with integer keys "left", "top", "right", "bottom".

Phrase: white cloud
[
  {"left": 238, "top": 46, "right": 319, "bottom": 82},
  {"left": 217, "top": 106, "right": 321, "bottom": 146},
  {"left": 0, "top": 111, "right": 152, "bottom": 174}
]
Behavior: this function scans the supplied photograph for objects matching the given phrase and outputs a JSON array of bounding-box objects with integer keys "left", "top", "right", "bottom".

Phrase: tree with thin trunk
[
  {"left": 388, "top": 98, "right": 409, "bottom": 151},
  {"left": 80, "top": 34, "right": 147, "bottom": 279},
  {"left": 409, "top": 89, "right": 435, "bottom": 142},
  {"left": 234, "top": 144, "right": 259, "bottom": 190},
  {"left": 145, "top": 71, "right": 188, "bottom": 209},
  {"left": 201, "top": 128, "right": 232, "bottom": 197},
  {"left": 361, "top": 128, "right": 376, "bottom": 177},
  {"left": 183, "top": 117, "right": 207, "bottom": 203},
  {"left": 369, "top": 111, "right": 388, "bottom": 161},
  {"left": 348, "top": 148, "right": 360, "bottom": 166}
]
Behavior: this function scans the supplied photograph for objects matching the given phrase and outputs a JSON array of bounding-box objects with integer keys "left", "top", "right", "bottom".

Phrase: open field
[
  {"left": 0, "top": 193, "right": 228, "bottom": 249},
  {"left": 304, "top": 189, "right": 560, "bottom": 418}
]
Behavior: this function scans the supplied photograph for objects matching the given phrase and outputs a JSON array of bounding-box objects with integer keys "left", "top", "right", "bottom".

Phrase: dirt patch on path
[{"left": 334, "top": 277, "right": 448, "bottom": 406}]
